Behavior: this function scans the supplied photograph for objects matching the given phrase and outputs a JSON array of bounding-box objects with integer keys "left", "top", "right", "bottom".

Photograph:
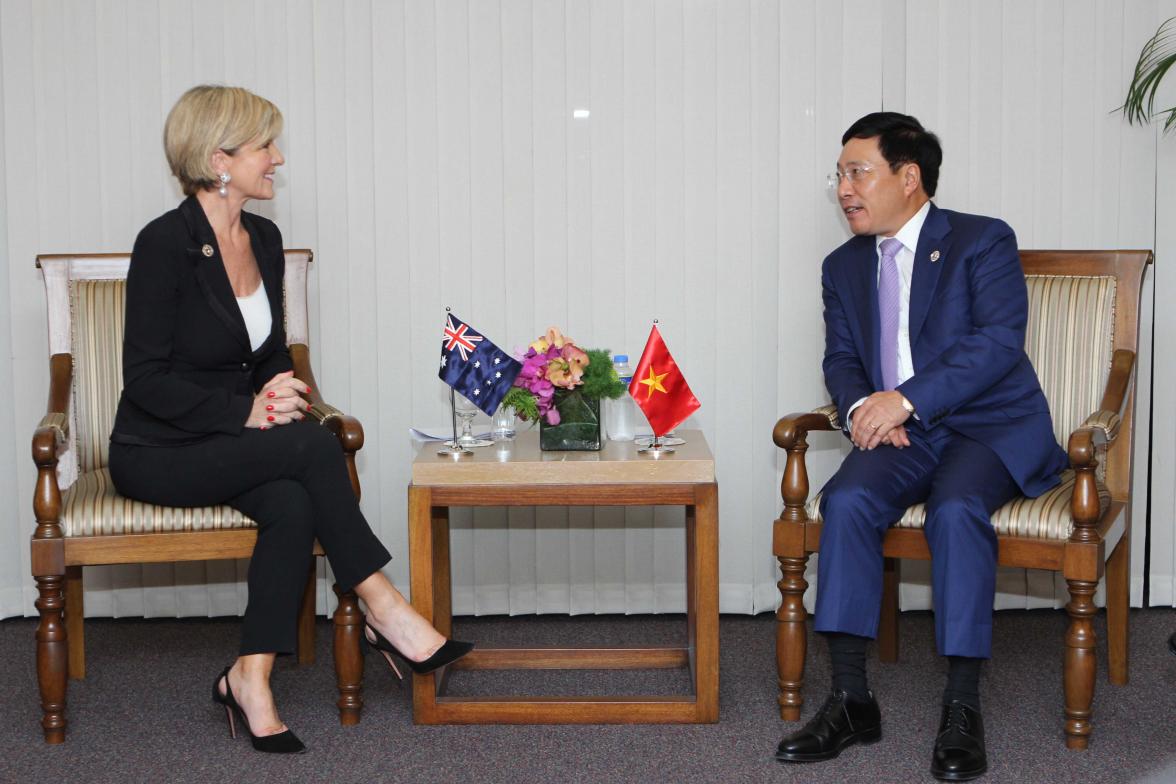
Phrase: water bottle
[{"left": 605, "top": 354, "right": 637, "bottom": 441}]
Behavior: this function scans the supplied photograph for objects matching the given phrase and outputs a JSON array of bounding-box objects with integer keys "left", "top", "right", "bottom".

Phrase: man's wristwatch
[{"left": 899, "top": 395, "right": 916, "bottom": 415}]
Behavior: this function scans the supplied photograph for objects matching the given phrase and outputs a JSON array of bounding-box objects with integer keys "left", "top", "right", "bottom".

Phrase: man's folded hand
[{"left": 850, "top": 391, "right": 911, "bottom": 450}]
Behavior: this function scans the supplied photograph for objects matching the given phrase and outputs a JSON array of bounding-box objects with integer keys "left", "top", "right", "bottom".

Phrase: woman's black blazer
[{"left": 110, "top": 195, "right": 293, "bottom": 446}]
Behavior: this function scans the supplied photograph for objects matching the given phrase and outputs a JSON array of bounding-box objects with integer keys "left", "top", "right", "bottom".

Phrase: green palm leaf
[{"left": 1122, "top": 16, "right": 1176, "bottom": 132}]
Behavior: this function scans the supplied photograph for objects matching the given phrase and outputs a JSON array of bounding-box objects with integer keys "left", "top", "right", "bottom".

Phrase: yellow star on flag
[{"left": 638, "top": 366, "right": 670, "bottom": 399}]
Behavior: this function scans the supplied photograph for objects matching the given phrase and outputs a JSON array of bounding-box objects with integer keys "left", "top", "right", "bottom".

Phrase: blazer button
[{"left": 240, "top": 362, "right": 250, "bottom": 371}]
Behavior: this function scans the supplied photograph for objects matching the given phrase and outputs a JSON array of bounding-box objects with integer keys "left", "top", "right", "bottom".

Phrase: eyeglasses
[{"left": 827, "top": 164, "right": 878, "bottom": 189}]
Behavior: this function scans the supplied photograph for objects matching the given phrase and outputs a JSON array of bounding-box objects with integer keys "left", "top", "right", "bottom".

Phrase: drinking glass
[
  {"left": 449, "top": 393, "right": 492, "bottom": 448},
  {"left": 491, "top": 403, "right": 517, "bottom": 441}
]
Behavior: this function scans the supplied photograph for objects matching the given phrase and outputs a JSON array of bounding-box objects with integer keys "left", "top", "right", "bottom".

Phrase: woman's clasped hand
[{"left": 247, "top": 370, "right": 311, "bottom": 429}]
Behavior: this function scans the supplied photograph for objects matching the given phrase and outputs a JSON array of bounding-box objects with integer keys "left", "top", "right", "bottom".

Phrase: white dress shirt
[{"left": 846, "top": 199, "right": 931, "bottom": 426}]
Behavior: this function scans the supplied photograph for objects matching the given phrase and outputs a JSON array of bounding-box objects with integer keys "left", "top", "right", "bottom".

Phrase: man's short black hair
[{"left": 841, "top": 112, "right": 942, "bottom": 197}]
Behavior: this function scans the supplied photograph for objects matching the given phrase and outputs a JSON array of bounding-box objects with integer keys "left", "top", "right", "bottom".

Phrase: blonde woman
[{"left": 108, "top": 85, "right": 471, "bottom": 753}]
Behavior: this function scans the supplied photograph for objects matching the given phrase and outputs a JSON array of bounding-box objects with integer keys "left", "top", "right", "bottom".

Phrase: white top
[
  {"left": 846, "top": 199, "right": 931, "bottom": 426},
  {"left": 236, "top": 280, "right": 272, "bottom": 352}
]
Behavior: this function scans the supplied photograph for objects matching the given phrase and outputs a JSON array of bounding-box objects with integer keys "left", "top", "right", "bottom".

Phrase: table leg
[
  {"left": 432, "top": 506, "right": 452, "bottom": 639},
  {"left": 686, "top": 503, "right": 697, "bottom": 684},
  {"left": 690, "top": 482, "right": 720, "bottom": 722},
  {"left": 408, "top": 484, "right": 440, "bottom": 722}
]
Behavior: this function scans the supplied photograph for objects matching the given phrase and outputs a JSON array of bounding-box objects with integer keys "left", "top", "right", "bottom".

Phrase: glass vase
[{"left": 539, "top": 389, "right": 601, "bottom": 451}]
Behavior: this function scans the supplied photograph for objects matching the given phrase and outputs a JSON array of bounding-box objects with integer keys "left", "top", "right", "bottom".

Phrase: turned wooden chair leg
[
  {"left": 1064, "top": 578, "right": 1098, "bottom": 750},
  {"left": 1105, "top": 538, "right": 1130, "bottom": 686},
  {"left": 35, "top": 574, "right": 68, "bottom": 744},
  {"left": 878, "top": 557, "right": 899, "bottom": 663},
  {"left": 333, "top": 584, "right": 364, "bottom": 726},
  {"left": 65, "top": 566, "right": 85, "bottom": 680},
  {"left": 776, "top": 552, "right": 809, "bottom": 721},
  {"left": 297, "top": 561, "right": 317, "bottom": 666}
]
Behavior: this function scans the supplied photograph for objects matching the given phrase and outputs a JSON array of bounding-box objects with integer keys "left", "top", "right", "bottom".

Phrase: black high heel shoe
[
  {"left": 362, "top": 620, "right": 474, "bottom": 677},
  {"left": 211, "top": 667, "right": 307, "bottom": 754}
]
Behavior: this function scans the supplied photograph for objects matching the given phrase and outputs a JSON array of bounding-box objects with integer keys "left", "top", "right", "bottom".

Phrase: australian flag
[{"left": 438, "top": 313, "right": 523, "bottom": 416}]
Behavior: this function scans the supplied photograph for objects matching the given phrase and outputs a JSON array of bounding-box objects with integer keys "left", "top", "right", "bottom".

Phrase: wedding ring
[{"left": 871, "top": 422, "right": 880, "bottom": 430}]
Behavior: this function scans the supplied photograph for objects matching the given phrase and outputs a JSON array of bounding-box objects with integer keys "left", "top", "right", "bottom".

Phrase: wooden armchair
[
  {"left": 31, "top": 250, "right": 367, "bottom": 743},
  {"left": 772, "top": 250, "right": 1151, "bottom": 750}
]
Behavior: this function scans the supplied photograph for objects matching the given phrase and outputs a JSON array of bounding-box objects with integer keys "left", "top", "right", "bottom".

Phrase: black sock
[
  {"left": 824, "top": 632, "right": 870, "bottom": 699},
  {"left": 943, "top": 656, "right": 983, "bottom": 710}
]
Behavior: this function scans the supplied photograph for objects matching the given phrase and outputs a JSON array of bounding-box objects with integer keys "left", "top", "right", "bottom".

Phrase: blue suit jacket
[{"left": 820, "top": 203, "right": 1067, "bottom": 498}]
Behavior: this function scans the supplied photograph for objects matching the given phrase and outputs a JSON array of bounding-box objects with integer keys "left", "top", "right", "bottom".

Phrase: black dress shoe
[
  {"left": 931, "top": 701, "right": 986, "bottom": 781},
  {"left": 212, "top": 667, "right": 307, "bottom": 754},
  {"left": 363, "top": 619, "right": 474, "bottom": 677},
  {"left": 775, "top": 689, "right": 882, "bottom": 762}
]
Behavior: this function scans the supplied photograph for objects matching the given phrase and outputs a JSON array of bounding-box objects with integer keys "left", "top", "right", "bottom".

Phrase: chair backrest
[
  {"left": 1019, "top": 250, "right": 1151, "bottom": 502},
  {"left": 36, "top": 249, "right": 313, "bottom": 485}
]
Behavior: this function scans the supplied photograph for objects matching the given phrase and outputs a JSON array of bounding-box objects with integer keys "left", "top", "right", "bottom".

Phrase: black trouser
[{"left": 109, "top": 421, "right": 391, "bottom": 656}]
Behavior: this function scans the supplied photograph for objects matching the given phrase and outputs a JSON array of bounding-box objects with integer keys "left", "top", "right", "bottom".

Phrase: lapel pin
[
  {"left": 930, "top": 250, "right": 940, "bottom": 263},
  {"left": 201, "top": 244, "right": 214, "bottom": 258}
]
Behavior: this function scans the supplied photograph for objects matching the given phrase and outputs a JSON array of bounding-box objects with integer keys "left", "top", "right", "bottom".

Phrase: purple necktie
[{"left": 878, "top": 237, "right": 903, "bottom": 391}]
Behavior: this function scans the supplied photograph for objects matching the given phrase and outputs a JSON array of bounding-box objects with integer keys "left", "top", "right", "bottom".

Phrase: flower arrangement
[{"left": 501, "top": 327, "right": 626, "bottom": 426}]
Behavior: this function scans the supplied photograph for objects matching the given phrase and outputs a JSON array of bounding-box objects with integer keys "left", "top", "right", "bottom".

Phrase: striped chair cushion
[
  {"left": 1024, "top": 274, "right": 1115, "bottom": 446},
  {"left": 61, "top": 468, "right": 257, "bottom": 537},
  {"left": 805, "top": 470, "right": 1110, "bottom": 540},
  {"left": 71, "top": 279, "right": 125, "bottom": 474}
]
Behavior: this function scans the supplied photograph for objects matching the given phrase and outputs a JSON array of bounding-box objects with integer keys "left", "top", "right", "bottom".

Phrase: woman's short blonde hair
[{"left": 164, "top": 85, "right": 283, "bottom": 196}]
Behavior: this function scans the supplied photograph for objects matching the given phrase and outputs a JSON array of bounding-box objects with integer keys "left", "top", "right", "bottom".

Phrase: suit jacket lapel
[
  {"left": 843, "top": 235, "right": 883, "bottom": 390},
  {"left": 908, "top": 203, "right": 953, "bottom": 347},
  {"left": 180, "top": 196, "right": 252, "bottom": 352}
]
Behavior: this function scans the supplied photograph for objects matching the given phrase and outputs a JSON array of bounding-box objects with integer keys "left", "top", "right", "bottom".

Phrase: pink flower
[
  {"left": 513, "top": 346, "right": 562, "bottom": 420},
  {"left": 511, "top": 329, "right": 591, "bottom": 422}
]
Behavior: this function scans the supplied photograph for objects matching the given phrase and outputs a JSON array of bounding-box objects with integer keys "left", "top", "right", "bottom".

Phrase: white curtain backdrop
[{"left": 0, "top": 0, "right": 1171, "bottom": 620}]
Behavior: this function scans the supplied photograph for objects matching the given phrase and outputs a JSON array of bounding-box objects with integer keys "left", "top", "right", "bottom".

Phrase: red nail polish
[
  {"left": 266, "top": 391, "right": 276, "bottom": 398},
  {"left": 266, "top": 404, "right": 274, "bottom": 411},
  {"left": 260, "top": 425, "right": 269, "bottom": 430},
  {"left": 267, "top": 415, "right": 275, "bottom": 422}
]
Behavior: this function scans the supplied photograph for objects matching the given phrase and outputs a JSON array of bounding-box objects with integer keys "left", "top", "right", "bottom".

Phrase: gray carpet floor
[{"left": 2, "top": 608, "right": 1174, "bottom": 784}]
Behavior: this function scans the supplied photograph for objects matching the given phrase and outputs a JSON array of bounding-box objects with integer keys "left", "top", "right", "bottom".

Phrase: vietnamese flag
[{"left": 629, "top": 325, "right": 701, "bottom": 436}]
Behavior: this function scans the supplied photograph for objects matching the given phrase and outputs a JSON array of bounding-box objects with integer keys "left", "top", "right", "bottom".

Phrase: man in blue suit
[{"left": 775, "top": 113, "right": 1066, "bottom": 781}]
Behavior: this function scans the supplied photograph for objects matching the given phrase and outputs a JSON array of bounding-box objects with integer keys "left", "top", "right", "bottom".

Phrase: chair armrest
[
  {"left": 1066, "top": 425, "right": 1103, "bottom": 541},
  {"left": 1076, "top": 410, "right": 1121, "bottom": 446},
  {"left": 773, "top": 405, "right": 839, "bottom": 520},
  {"left": 773, "top": 404, "right": 839, "bottom": 449},
  {"left": 1067, "top": 348, "right": 1135, "bottom": 466},
  {"left": 35, "top": 413, "right": 68, "bottom": 450},
  {"left": 289, "top": 343, "right": 364, "bottom": 454},
  {"left": 32, "top": 354, "right": 72, "bottom": 463},
  {"left": 1097, "top": 349, "right": 1135, "bottom": 420},
  {"left": 1066, "top": 349, "right": 1133, "bottom": 542},
  {"left": 1069, "top": 347, "right": 1134, "bottom": 453},
  {"left": 32, "top": 354, "right": 72, "bottom": 539}
]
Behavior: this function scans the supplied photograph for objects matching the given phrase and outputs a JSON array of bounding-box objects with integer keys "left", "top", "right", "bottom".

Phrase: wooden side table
[{"left": 407, "top": 429, "right": 719, "bottom": 724}]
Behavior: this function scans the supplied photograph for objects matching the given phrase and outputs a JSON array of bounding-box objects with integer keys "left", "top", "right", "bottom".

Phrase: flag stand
[
  {"left": 637, "top": 434, "right": 674, "bottom": 456},
  {"left": 437, "top": 387, "right": 473, "bottom": 459}
]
